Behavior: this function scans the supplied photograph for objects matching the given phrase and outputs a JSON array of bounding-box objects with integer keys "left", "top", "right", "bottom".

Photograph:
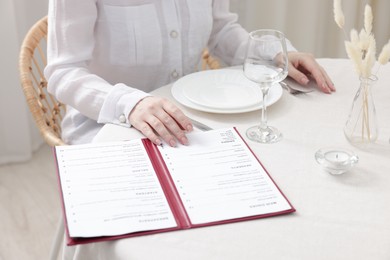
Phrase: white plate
[
  {"left": 181, "top": 70, "right": 261, "bottom": 109},
  {"left": 171, "top": 69, "right": 283, "bottom": 114}
]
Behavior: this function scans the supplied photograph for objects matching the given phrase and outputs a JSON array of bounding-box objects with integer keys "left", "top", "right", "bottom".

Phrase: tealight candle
[
  {"left": 315, "top": 147, "right": 359, "bottom": 175},
  {"left": 324, "top": 151, "right": 349, "bottom": 166}
]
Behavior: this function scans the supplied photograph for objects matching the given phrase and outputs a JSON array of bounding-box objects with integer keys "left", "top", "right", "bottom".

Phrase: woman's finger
[{"left": 129, "top": 96, "right": 192, "bottom": 146}]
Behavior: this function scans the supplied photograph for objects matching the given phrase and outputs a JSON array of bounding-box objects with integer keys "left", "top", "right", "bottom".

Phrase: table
[{"left": 66, "top": 59, "right": 390, "bottom": 260}]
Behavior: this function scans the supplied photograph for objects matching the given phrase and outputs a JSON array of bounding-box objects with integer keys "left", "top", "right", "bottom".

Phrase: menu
[{"left": 54, "top": 127, "right": 295, "bottom": 245}]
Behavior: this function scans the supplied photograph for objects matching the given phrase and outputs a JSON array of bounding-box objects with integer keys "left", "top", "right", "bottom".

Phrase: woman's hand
[
  {"left": 129, "top": 96, "right": 193, "bottom": 147},
  {"left": 287, "top": 52, "right": 336, "bottom": 94}
]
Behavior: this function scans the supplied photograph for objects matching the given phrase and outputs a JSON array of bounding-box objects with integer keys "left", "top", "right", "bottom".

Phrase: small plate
[{"left": 315, "top": 147, "right": 359, "bottom": 175}]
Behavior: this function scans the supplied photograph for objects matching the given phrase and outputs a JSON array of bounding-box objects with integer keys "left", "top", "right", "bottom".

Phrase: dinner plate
[
  {"left": 171, "top": 69, "right": 283, "bottom": 114},
  {"left": 181, "top": 70, "right": 261, "bottom": 109}
]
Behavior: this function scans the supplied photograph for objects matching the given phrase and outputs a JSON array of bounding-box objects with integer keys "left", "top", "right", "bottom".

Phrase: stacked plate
[{"left": 171, "top": 68, "right": 283, "bottom": 114}]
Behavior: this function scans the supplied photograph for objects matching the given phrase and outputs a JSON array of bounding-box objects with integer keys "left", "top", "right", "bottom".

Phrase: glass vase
[{"left": 344, "top": 75, "right": 378, "bottom": 147}]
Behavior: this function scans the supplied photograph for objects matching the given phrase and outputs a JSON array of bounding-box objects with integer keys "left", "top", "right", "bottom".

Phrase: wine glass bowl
[{"left": 243, "top": 29, "right": 288, "bottom": 143}]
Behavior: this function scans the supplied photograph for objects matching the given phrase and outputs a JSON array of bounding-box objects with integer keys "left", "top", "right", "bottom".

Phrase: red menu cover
[{"left": 53, "top": 127, "right": 295, "bottom": 245}]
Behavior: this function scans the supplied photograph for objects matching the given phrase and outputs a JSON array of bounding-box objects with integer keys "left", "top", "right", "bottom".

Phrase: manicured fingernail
[
  {"left": 330, "top": 82, "right": 336, "bottom": 91},
  {"left": 169, "top": 140, "right": 177, "bottom": 147},
  {"left": 155, "top": 139, "right": 162, "bottom": 146},
  {"left": 322, "top": 83, "right": 331, "bottom": 94},
  {"left": 181, "top": 137, "right": 189, "bottom": 145},
  {"left": 301, "top": 77, "right": 309, "bottom": 84},
  {"left": 187, "top": 124, "right": 193, "bottom": 132}
]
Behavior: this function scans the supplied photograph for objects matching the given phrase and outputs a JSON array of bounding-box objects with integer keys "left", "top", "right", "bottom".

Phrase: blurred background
[{"left": 1, "top": 0, "right": 390, "bottom": 165}]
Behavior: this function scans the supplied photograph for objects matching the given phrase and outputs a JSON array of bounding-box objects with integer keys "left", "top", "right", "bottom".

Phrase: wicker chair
[
  {"left": 201, "top": 48, "right": 221, "bottom": 70},
  {"left": 19, "top": 16, "right": 66, "bottom": 147},
  {"left": 19, "top": 16, "right": 65, "bottom": 260}
]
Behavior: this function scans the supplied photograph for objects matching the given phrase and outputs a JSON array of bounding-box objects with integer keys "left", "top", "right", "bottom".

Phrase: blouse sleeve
[
  {"left": 44, "top": 0, "right": 149, "bottom": 128},
  {"left": 208, "top": 0, "right": 297, "bottom": 66}
]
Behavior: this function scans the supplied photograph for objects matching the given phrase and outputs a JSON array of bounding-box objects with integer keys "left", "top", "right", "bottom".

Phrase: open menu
[{"left": 54, "top": 127, "right": 295, "bottom": 245}]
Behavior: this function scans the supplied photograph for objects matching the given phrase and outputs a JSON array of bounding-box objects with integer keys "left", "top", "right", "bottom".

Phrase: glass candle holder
[{"left": 315, "top": 147, "right": 359, "bottom": 175}]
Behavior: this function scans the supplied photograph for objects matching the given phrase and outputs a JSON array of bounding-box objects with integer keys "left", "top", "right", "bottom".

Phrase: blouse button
[
  {"left": 170, "top": 30, "right": 178, "bottom": 38},
  {"left": 119, "top": 114, "right": 126, "bottom": 123},
  {"left": 171, "top": 70, "right": 179, "bottom": 79}
]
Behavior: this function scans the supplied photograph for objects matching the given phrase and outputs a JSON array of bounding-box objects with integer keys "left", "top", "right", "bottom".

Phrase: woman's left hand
[{"left": 287, "top": 52, "right": 336, "bottom": 94}]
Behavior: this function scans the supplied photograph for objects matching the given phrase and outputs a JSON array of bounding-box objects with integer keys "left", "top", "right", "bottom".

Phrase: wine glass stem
[{"left": 260, "top": 88, "right": 269, "bottom": 130}]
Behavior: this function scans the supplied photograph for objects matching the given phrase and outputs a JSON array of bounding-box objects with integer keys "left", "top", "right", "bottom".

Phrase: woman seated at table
[{"left": 44, "top": 0, "right": 335, "bottom": 148}]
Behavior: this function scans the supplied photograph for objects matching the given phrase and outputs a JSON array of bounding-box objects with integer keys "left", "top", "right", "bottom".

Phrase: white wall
[
  {"left": 231, "top": 0, "right": 390, "bottom": 58},
  {"left": 0, "top": 0, "right": 48, "bottom": 164},
  {"left": 13, "top": 0, "right": 49, "bottom": 42}
]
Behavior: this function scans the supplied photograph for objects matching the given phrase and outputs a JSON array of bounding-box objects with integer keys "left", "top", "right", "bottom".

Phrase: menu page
[
  {"left": 55, "top": 139, "right": 177, "bottom": 238},
  {"left": 158, "top": 128, "right": 292, "bottom": 225}
]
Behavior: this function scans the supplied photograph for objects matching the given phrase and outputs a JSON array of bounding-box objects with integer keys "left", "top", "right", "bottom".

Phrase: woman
[{"left": 45, "top": 0, "right": 335, "bottom": 148}]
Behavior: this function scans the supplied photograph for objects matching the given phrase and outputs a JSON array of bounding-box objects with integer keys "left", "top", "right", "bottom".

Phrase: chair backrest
[
  {"left": 201, "top": 49, "right": 221, "bottom": 70},
  {"left": 19, "top": 16, "right": 66, "bottom": 146}
]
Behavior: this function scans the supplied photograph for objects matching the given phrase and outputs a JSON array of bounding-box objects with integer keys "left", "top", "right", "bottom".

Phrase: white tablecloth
[{"left": 65, "top": 59, "right": 390, "bottom": 260}]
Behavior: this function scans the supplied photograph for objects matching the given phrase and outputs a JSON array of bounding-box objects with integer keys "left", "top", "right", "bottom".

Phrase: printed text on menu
[
  {"left": 158, "top": 128, "right": 291, "bottom": 225},
  {"left": 56, "top": 140, "right": 176, "bottom": 237}
]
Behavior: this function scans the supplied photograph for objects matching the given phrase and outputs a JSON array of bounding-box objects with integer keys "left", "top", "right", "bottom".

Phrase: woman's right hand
[{"left": 129, "top": 96, "right": 193, "bottom": 147}]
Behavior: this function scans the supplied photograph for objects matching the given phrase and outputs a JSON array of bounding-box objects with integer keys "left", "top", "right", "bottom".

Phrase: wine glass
[{"left": 243, "top": 29, "right": 289, "bottom": 143}]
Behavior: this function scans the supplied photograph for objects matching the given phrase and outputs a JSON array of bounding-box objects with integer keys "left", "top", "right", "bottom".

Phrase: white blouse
[{"left": 45, "top": 0, "right": 296, "bottom": 144}]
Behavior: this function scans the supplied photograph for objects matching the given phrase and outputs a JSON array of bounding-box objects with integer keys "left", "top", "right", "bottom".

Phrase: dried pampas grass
[
  {"left": 378, "top": 40, "right": 390, "bottom": 65},
  {"left": 333, "top": 0, "right": 345, "bottom": 29},
  {"left": 334, "top": 1, "right": 390, "bottom": 77}
]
